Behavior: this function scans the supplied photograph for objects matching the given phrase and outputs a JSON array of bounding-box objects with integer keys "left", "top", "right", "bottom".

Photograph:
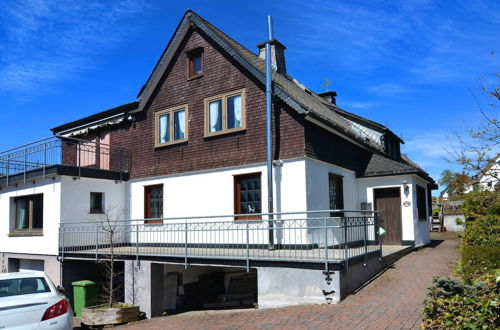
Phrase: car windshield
[{"left": 0, "top": 277, "right": 50, "bottom": 297}]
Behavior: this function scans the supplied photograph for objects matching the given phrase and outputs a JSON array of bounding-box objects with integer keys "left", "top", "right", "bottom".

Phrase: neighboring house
[
  {"left": 0, "top": 11, "right": 437, "bottom": 316},
  {"left": 439, "top": 155, "right": 499, "bottom": 198},
  {"left": 475, "top": 155, "right": 500, "bottom": 191},
  {"left": 438, "top": 155, "right": 499, "bottom": 232}
]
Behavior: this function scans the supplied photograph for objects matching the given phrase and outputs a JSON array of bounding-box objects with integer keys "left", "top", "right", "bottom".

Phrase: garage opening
[
  {"left": 155, "top": 264, "right": 257, "bottom": 315},
  {"left": 8, "top": 258, "right": 44, "bottom": 272}
]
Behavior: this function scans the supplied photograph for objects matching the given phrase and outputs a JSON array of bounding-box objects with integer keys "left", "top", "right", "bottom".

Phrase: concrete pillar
[
  {"left": 256, "top": 267, "right": 340, "bottom": 309},
  {"left": 124, "top": 261, "right": 164, "bottom": 318}
]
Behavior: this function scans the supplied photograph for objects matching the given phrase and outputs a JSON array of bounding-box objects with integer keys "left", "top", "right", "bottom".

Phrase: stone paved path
[{"left": 118, "top": 232, "right": 459, "bottom": 330}]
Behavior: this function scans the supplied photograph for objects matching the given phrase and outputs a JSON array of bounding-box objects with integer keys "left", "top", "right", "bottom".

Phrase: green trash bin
[{"left": 72, "top": 280, "right": 98, "bottom": 317}]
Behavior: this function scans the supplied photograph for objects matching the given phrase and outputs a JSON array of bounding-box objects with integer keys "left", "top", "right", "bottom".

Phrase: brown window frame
[
  {"left": 416, "top": 185, "right": 427, "bottom": 221},
  {"left": 328, "top": 173, "right": 344, "bottom": 217},
  {"left": 13, "top": 194, "right": 43, "bottom": 233},
  {"left": 144, "top": 184, "right": 164, "bottom": 224},
  {"left": 90, "top": 192, "right": 104, "bottom": 214},
  {"left": 204, "top": 89, "right": 246, "bottom": 137},
  {"left": 154, "top": 104, "right": 189, "bottom": 148},
  {"left": 234, "top": 172, "right": 262, "bottom": 220},
  {"left": 187, "top": 48, "right": 203, "bottom": 79}
]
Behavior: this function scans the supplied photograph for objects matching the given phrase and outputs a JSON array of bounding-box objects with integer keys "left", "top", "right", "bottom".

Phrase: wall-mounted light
[
  {"left": 273, "top": 159, "right": 284, "bottom": 167},
  {"left": 402, "top": 179, "right": 409, "bottom": 194}
]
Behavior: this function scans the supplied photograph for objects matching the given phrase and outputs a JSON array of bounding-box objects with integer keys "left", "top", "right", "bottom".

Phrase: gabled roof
[
  {"left": 362, "top": 153, "right": 437, "bottom": 187},
  {"left": 135, "top": 10, "right": 386, "bottom": 153},
  {"left": 49, "top": 10, "right": 435, "bottom": 186}
]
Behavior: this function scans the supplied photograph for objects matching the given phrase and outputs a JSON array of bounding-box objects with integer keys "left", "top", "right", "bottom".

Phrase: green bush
[
  {"left": 462, "top": 214, "right": 500, "bottom": 246},
  {"left": 422, "top": 277, "right": 500, "bottom": 329},
  {"left": 460, "top": 191, "right": 500, "bottom": 221},
  {"left": 460, "top": 245, "right": 500, "bottom": 283}
]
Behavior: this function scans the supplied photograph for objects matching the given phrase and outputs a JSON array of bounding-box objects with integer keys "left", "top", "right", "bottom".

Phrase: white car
[{"left": 0, "top": 271, "right": 73, "bottom": 330}]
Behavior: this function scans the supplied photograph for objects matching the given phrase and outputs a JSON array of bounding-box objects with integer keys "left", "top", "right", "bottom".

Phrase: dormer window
[
  {"left": 384, "top": 135, "right": 401, "bottom": 160},
  {"left": 187, "top": 48, "right": 203, "bottom": 79}
]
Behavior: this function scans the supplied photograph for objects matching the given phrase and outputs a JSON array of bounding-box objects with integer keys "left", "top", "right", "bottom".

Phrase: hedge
[
  {"left": 422, "top": 277, "right": 500, "bottom": 329},
  {"left": 459, "top": 245, "right": 500, "bottom": 283}
]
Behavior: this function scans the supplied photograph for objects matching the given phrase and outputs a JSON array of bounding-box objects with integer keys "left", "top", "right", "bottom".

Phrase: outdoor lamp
[{"left": 402, "top": 180, "right": 409, "bottom": 194}]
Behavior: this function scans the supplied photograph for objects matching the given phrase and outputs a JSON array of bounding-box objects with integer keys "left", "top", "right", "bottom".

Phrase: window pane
[
  {"left": 32, "top": 195, "right": 43, "bottom": 229},
  {"left": 209, "top": 100, "right": 222, "bottom": 132},
  {"left": 417, "top": 186, "right": 426, "bottom": 219},
  {"left": 227, "top": 95, "right": 242, "bottom": 129},
  {"left": 329, "top": 174, "right": 344, "bottom": 217},
  {"left": 237, "top": 176, "right": 261, "bottom": 214},
  {"left": 174, "top": 110, "right": 186, "bottom": 140},
  {"left": 193, "top": 55, "right": 202, "bottom": 74},
  {"left": 90, "top": 192, "right": 103, "bottom": 214},
  {"left": 150, "top": 186, "right": 163, "bottom": 219},
  {"left": 159, "top": 113, "right": 170, "bottom": 143},
  {"left": 16, "top": 199, "right": 29, "bottom": 230}
]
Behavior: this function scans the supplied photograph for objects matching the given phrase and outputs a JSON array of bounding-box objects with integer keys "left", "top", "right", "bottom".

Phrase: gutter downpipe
[{"left": 266, "top": 16, "right": 275, "bottom": 250}]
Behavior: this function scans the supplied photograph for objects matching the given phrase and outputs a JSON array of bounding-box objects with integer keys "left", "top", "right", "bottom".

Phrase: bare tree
[
  {"left": 0, "top": 253, "right": 7, "bottom": 273},
  {"left": 126, "top": 260, "right": 143, "bottom": 306},
  {"left": 95, "top": 207, "right": 124, "bottom": 308},
  {"left": 447, "top": 65, "right": 499, "bottom": 181}
]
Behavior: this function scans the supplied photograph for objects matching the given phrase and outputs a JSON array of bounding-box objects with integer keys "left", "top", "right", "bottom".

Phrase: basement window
[
  {"left": 204, "top": 89, "right": 246, "bottom": 137},
  {"left": 234, "top": 173, "right": 261, "bottom": 220},
  {"left": 90, "top": 192, "right": 104, "bottom": 214},
  {"left": 13, "top": 194, "right": 43, "bottom": 233},
  {"left": 155, "top": 105, "right": 188, "bottom": 147}
]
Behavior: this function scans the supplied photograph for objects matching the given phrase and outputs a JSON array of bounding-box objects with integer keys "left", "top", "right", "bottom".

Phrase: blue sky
[{"left": 0, "top": 0, "right": 499, "bottom": 193}]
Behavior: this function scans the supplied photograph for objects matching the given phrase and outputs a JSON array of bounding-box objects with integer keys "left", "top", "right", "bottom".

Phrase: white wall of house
[
  {"left": 60, "top": 176, "right": 127, "bottom": 222},
  {"left": 357, "top": 175, "right": 415, "bottom": 243},
  {"left": 59, "top": 176, "right": 128, "bottom": 249},
  {"left": 411, "top": 175, "right": 431, "bottom": 246},
  {"left": 129, "top": 159, "right": 307, "bottom": 220},
  {"left": 305, "top": 157, "right": 358, "bottom": 211},
  {"left": 127, "top": 160, "right": 308, "bottom": 246},
  {"left": 0, "top": 178, "right": 62, "bottom": 256},
  {"left": 0, "top": 176, "right": 127, "bottom": 273},
  {"left": 304, "top": 158, "right": 360, "bottom": 246}
]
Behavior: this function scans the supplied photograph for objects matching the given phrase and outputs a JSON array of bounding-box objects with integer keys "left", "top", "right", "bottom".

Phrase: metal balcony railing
[
  {"left": 59, "top": 210, "right": 382, "bottom": 272},
  {"left": 0, "top": 136, "right": 131, "bottom": 185}
]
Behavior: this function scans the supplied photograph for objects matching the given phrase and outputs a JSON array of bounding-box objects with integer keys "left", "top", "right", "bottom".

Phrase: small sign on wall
[{"left": 361, "top": 202, "right": 372, "bottom": 215}]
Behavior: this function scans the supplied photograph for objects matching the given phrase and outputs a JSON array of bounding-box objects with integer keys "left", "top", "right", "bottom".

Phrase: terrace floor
[
  {"left": 111, "top": 233, "right": 459, "bottom": 330},
  {"left": 62, "top": 244, "right": 410, "bottom": 267}
]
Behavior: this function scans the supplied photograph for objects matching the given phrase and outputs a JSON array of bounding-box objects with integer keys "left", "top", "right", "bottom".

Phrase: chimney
[
  {"left": 319, "top": 91, "right": 337, "bottom": 105},
  {"left": 257, "top": 39, "right": 287, "bottom": 74}
]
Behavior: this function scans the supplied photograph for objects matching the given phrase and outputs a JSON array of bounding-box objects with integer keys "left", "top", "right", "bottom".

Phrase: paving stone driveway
[{"left": 119, "top": 232, "right": 459, "bottom": 330}]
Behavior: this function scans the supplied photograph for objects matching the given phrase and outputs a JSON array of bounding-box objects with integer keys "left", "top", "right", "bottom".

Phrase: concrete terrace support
[
  {"left": 124, "top": 261, "right": 163, "bottom": 318},
  {"left": 256, "top": 267, "right": 340, "bottom": 309}
]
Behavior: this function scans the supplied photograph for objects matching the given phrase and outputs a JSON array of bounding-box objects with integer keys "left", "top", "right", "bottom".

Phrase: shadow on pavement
[{"left": 427, "top": 240, "right": 445, "bottom": 248}]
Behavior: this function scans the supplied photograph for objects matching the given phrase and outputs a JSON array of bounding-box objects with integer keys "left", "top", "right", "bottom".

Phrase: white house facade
[{"left": 0, "top": 10, "right": 437, "bottom": 317}]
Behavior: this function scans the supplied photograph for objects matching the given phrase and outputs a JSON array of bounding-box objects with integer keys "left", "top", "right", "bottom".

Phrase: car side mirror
[{"left": 56, "top": 285, "right": 65, "bottom": 293}]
